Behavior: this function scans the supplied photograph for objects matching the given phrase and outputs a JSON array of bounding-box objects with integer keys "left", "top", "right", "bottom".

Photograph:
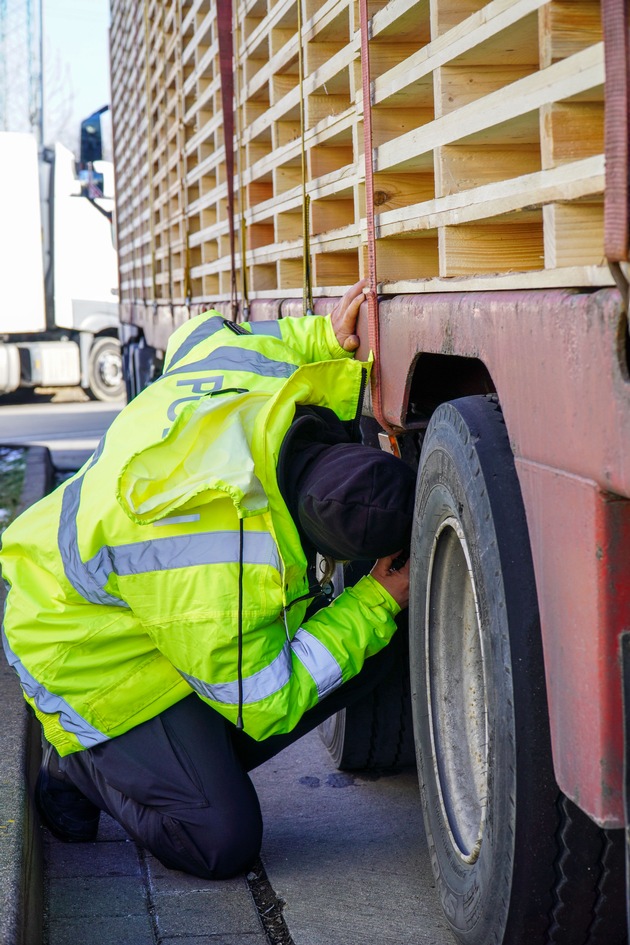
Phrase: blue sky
[{"left": 43, "top": 0, "right": 111, "bottom": 145}]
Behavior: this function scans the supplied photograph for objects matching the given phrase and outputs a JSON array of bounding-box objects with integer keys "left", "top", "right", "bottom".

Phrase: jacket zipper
[{"left": 352, "top": 367, "right": 368, "bottom": 440}]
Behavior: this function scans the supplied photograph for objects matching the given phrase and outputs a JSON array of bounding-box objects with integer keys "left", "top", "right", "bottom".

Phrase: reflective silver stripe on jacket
[
  {"left": 1, "top": 624, "right": 109, "bottom": 748},
  {"left": 290, "top": 627, "right": 343, "bottom": 699},
  {"left": 85, "top": 530, "right": 281, "bottom": 580},
  {"left": 164, "top": 346, "right": 297, "bottom": 380},
  {"left": 60, "top": 499, "right": 280, "bottom": 603},
  {"left": 58, "top": 437, "right": 127, "bottom": 608},
  {"left": 247, "top": 321, "right": 282, "bottom": 338},
  {"left": 180, "top": 627, "right": 342, "bottom": 706},
  {"left": 182, "top": 642, "right": 292, "bottom": 704},
  {"left": 59, "top": 473, "right": 128, "bottom": 607},
  {"left": 166, "top": 315, "right": 226, "bottom": 368}
]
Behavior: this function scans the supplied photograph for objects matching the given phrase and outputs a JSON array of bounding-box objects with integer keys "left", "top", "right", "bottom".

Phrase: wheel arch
[{"left": 403, "top": 352, "right": 496, "bottom": 428}]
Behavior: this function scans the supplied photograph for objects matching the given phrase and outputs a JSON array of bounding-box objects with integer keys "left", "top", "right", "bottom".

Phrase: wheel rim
[
  {"left": 425, "top": 516, "right": 488, "bottom": 864},
  {"left": 98, "top": 347, "right": 123, "bottom": 390}
]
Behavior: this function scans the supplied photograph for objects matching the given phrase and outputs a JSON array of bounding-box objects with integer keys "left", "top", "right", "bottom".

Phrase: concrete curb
[{"left": 0, "top": 446, "right": 54, "bottom": 945}]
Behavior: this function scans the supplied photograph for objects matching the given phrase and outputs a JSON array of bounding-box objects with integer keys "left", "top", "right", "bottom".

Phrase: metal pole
[{"left": 37, "top": 0, "right": 43, "bottom": 147}]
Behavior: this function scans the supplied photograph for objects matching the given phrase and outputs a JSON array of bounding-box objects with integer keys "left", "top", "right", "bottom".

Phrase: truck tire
[
  {"left": 87, "top": 336, "right": 125, "bottom": 402},
  {"left": 409, "top": 395, "right": 625, "bottom": 945},
  {"left": 318, "top": 613, "right": 415, "bottom": 771},
  {"left": 317, "top": 558, "right": 415, "bottom": 771}
]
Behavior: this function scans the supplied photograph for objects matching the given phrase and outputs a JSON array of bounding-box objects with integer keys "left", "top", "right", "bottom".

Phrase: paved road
[
  {"left": 1, "top": 391, "right": 454, "bottom": 945},
  {"left": 0, "top": 390, "right": 123, "bottom": 470}
]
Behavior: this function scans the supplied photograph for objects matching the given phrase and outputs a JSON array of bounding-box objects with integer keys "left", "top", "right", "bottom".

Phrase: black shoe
[{"left": 35, "top": 742, "right": 100, "bottom": 842}]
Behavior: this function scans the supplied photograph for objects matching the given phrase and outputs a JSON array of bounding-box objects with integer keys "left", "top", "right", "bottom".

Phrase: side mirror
[{"left": 80, "top": 106, "right": 108, "bottom": 168}]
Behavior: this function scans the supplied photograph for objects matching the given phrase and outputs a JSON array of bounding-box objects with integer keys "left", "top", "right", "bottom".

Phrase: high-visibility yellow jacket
[{"left": 0, "top": 312, "right": 400, "bottom": 756}]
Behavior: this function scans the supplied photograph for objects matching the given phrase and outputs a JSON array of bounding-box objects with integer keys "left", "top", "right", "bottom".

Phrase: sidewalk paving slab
[{"left": 44, "top": 814, "right": 269, "bottom": 945}]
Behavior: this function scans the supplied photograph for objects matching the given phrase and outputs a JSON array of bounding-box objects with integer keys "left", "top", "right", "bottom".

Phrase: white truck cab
[{"left": 0, "top": 110, "right": 124, "bottom": 402}]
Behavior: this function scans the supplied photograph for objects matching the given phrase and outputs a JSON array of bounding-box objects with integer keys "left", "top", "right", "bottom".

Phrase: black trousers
[{"left": 59, "top": 634, "right": 402, "bottom": 879}]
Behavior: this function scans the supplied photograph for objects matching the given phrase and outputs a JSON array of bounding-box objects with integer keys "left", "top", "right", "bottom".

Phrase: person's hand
[
  {"left": 370, "top": 552, "right": 410, "bottom": 609},
  {"left": 330, "top": 279, "right": 368, "bottom": 352}
]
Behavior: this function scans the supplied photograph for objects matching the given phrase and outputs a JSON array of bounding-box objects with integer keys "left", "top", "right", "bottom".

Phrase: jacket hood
[
  {"left": 290, "top": 442, "right": 416, "bottom": 560},
  {"left": 117, "top": 391, "right": 269, "bottom": 524}
]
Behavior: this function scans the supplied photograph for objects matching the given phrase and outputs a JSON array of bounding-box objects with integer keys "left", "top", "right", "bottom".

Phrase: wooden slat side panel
[
  {"left": 110, "top": 0, "right": 152, "bottom": 313},
  {"left": 109, "top": 0, "right": 612, "bottom": 307}
]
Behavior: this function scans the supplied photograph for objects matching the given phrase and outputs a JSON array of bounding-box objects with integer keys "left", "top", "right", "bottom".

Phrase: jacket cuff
[{"left": 350, "top": 573, "right": 402, "bottom": 617}]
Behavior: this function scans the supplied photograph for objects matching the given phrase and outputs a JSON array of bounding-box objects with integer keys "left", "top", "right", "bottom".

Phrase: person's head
[{"left": 289, "top": 441, "right": 416, "bottom": 561}]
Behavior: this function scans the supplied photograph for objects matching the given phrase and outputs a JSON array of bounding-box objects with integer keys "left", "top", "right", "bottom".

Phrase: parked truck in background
[
  {"left": 109, "top": 0, "right": 630, "bottom": 942},
  {"left": 0, "top": 108, "right": 125, "bottom": 402}
]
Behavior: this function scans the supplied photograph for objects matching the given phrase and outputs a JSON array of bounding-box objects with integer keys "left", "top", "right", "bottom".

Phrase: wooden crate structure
[{"left": 109, "top": 0, "right": 611, "bottom": 315}]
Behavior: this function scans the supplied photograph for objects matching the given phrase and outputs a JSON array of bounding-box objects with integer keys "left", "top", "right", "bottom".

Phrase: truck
[
  {"left": 108, "top": 0, "right": 630, "bottom": 942},
  {"left": 0, "top": 109, "right": 125, "bottom": 402}
]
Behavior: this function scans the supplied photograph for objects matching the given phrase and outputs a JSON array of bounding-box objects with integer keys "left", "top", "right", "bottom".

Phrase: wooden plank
[
  {"left": 381, "top": 264, "right": 615, "bottom": 292},
  {"left": 372, "top": 235, "right": 440, "bottom": 280},
  {"left": 307, "top": 39, "right": 351, "bottom": 73},
  {"left": 242, "top": 2, "right": 353, "bottom": 105},
  {"left": 271, "top": 27, "right": 298, "bottom": 58},
  {"left": 438, "top": 212, "right": 544, "bottom": 276},
  {"left": 371, "top": 0, "right": 431, "bottom": 43},
  {"left": 240, "top": 0, "right": 267, "bottom": 45},
  {"left": 309, "top": 142, "right": 354, "bottom": 177},
  {"left": 273, "top": 161, "right": 303, "bottom": 194},
  {"left": 242, "top": 106, "right": 355, "bottom": 176},
  {"left": 307, "top": 91, "right": 352, "bottom": 128},
  {"left": 372, "top": 107, "right": 434, "bottom": 148},
  {"left": 376, "top": 43, "right": 604, "bottom": 171},
  {"left": 304, "top": 0, "right": 352, "bottom": 39},
  {"left": 243, "top": 98, "right": 270, "bottom": 124},
  {"left": 543, "top": 200, "right": 605, "bottom": 268},
  {"left": 313, "top": 250, "right": 360, "bottom": 286},
  {"left": 375, "top": 155, "right": 604, "bottom": 236},
  {"left": 270, "top": 72, "right": 299, "bottom": 106},
  {"left": 241, "top": 0, "right": 294, "bottom": 61},
  {"left": 201, "top": 274, "right": 220, "bottom": 298},
  {"left": 245, "top": 42, "right": 355, "bottom": 143},
  {"left": 276, "top": 210, "right": 303, "bottom": 241},
  {"left": 373, "top": 171, "right": 436, "bottom": 212},
  {"left": 367, "top": 42, "right": 427, "bottom": 82},
  {"left": 540, "top": 100, "right": 604, "bottom": 169},
  {"left": 539, "top": 1, "right": 602, "bottom": 68},
  {"left": 435, "top": 142, "right": 541, "bottom": 196},
  {"left": 278, "top": 257, "right": 303, "bottom": 289},
  {"left": 430, "top": 0, "right": 488, "bottom": 37},
  {"left": 373, "top": 0, "right": 543, "bottom": 107},
  {"left": 312, "top": 197, "right": 355, "bottom": 234},
  {"left": 436, "top": 64, "right": 538, "bottom": 116},
  {"left": 249, "top": 263, "right": 278, "bottom": 291},
  {"left": 247, "top": 179, "right": 274, "bottom": 208},
  {"left": 375, "top": 71, "right": 434, "bottom": 109},
  {"left": 246, "top": 162, "right": 359, "bottom": 223}
]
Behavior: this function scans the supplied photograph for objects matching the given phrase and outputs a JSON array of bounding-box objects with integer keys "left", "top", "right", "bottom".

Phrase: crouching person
[{"left": 0, "top": 280, "right": 415, "bottom": 880}]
